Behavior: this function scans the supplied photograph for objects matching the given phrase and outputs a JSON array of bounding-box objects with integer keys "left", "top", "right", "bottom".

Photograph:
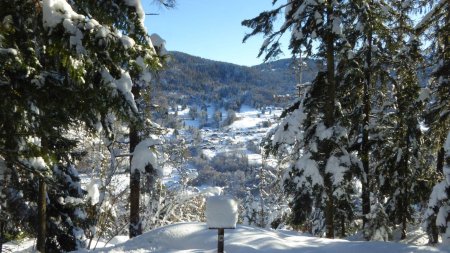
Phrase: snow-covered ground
[
  {"left": 5, "top": 105, "right": 445, "bottom": 252},
  {"left": 191, "top": 104, "right": 282, "bottom": 162},
  {"left": 5, "top": 223, "right": 448, "bottom": 252},
  {"left": 73, "top": 222, "right": 447, "bottom": 253}
]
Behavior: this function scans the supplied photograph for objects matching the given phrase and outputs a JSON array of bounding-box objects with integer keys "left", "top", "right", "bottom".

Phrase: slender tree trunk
[
  {"left": 129, "top": 167, "right": 142, "bottom": 237},
  {"left": 0, "top": 221, "right": 4, "bottom": 253},
  {"left": 324, "top": 0, "right": 336, "bottom": 239},
  {"left": 429, "top": 139, "right": 443, "bottom": 242},
  {"left": 37, "top": 178, "right": 47, "bottom": 252},
  {"left": 259, "top": 157, "right": 265, "bottom": 228},
  {"left": 429, "top": 216, "right": 439, "bottom": 244},
  {"left": 129, "top": 86, "right": 142, "bottom": 238},
  {"left": 400, "top": 126, "right": 412, "bottom": 240},
  {"left": 324, "top": 2, "right": 335, "bottom": 129},
  {"left": 362, "top": 25, "right": 373, "bottom": 240},
  {"left": 437, "top": 146, "right": 445, "bottom": 174}
]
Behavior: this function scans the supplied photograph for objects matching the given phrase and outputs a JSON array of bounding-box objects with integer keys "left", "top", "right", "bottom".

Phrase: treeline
[
  {"left": 244, "top": 0, "right": 449, "bottom": 244},
  {"left": 154, "top": 51, "right": 319, "bottom": 108}
]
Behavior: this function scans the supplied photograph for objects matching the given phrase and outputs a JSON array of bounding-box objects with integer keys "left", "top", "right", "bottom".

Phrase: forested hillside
[{"left": 154, "top": 51, "right": 319, "bottom": 108}]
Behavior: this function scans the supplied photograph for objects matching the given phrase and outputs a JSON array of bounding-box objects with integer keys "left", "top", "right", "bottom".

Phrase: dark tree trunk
[
  {"left": 0, "top": 221, "right": 4, "bottom": 253},
  {"left": 37, "top": 178, "right": 47, "bottom": 252},
  {"left": 129, "top": 86, "right": 142, "bottom": 238},
  {"left": 429, "top": 216, "right": 439, "bottom": 244},
  {"left": 400, "top": 126, "right": 412, "bottom": 240},
  {"left": 129, "top": 168, "right": 142, "bottom": 238},
  {"left": 362, "top": 23, "right": 373, "bottom": 240},
  {"left": 437, "top": 146, "right": 445, "bottom": 174},
  {"left": 324, "top": 0, "right": 336, "bottom": 239}
]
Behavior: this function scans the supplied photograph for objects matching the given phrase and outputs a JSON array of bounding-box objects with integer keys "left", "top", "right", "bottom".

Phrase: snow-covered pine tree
[
  {"left": 417, "top": 0, "right": 450, "bottom": 244},
  {"left": 0, "top": 0, "right": 160, "bottom": 251},
  {"left": 374, "top": 0, "right": 431, "bottom": 239},
  {"left": 244, "top": 0, "right": 366, "bottom": 237},
  {"left": 243, "top": 1, "right": 364, "bottom": 237},
  {"left": 421, "top": 0, "right": 450, "bottom": 176},
  {"left": 424, "top": 132, "right": 450, "bottom": 244},
  {"left": 335, "top": 0, "right": 397, "bottom": 240}
]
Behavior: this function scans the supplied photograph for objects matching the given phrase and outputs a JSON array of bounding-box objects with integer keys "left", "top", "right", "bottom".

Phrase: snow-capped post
[{"left": 206, "top": 196, "right": 238, "bottom": 253}]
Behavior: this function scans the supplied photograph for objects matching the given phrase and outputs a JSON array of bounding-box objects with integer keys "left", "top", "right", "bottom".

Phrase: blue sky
[{"left": 143, "top": 0, "right": 290, "bottom": 66}]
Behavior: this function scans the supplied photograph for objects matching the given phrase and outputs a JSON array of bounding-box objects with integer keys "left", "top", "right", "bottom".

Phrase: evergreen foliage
[
  {"left": 246, "top": 0, "right": 449, "bottom": 241},
  {"left": 0, "top": 0, "right": 160, "bottom": 251}
]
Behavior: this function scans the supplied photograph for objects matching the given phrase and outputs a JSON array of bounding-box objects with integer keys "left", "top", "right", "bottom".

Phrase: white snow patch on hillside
[
  {"left": 72, "top": 222, "right": 448, "bottom": 253},
  {"left": 229, "top": 105, "right": 268, "bottom": 130}
]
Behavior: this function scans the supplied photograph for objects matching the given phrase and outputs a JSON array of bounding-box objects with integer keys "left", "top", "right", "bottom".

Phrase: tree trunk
[
  {"left": 129, "top": 168, "right": 142, "bottom": 237},
  {"left": 437, "top": 146, "right": 445, "bottom": 174},
  {"left": 362, "top": 23, "right": 373, "bottom": 240},
  {"left": 0, "top": 221, "right": 4, "bottom": 253},
  {"left": 37, "top": 178, "right": 47, "bottom": 252},
  {"left": 401, "top": 126, "right": 412, "bottom": 240},
  {"left": 129, "top": 86, "right": 142, "bottom": 238},
  {"left": 429, "top": 216, "right": 439, "bottom": 244},
  {"left": 324, "top": 0, "right": 336, "bottom": 239},
  {"left": 324, "top": 2, "right": 335, "bottom": 129}
]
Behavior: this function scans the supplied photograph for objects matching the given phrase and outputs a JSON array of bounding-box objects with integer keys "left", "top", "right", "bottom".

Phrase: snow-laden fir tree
[
  {"left": 332, "top": 0, "right": 397, "bottom": 239},
  {"left": 372, "top": 0, "right": 433, "bottom": 240},
  {"left": 420, "top": 0, "right": 450, "bottom": 179},
  {"left": 245, "top": 0, "right": 380, "bottom": 237},
  {"left": 0, "top": 0, "right": 161, "bottom": 251},
  {"left": 418, "top": 0, "right": 450, "bottom": 244},
  {"left": 424, "top": 132, "right": 450, "bottom": 244}
]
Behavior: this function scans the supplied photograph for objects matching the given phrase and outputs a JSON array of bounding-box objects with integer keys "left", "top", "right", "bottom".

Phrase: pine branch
[{"left": 415, "top": 0, "right": 447, "bottom": 35}]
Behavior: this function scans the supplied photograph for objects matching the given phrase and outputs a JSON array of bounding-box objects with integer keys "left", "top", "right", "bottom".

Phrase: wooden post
[{"left": 217, "top": 228, "right": 224, "bottom": 253}]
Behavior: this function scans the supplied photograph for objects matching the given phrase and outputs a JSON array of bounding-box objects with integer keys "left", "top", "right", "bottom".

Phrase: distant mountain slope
[{"left": 154, "top": 51, "right": 319, "bottom": 108}]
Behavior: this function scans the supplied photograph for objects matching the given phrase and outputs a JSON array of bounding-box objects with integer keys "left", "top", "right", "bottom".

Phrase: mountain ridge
[{"left": 153, "top": 51, "right": 319, "bottom": 109}]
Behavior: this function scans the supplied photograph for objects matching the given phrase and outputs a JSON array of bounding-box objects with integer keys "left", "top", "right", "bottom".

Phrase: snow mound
[
  {"left": 206, "top": 196, "right": 238, "bottom": 228},
  {"left": 79, "top": 222, "right": 449, "bottom": 253}
]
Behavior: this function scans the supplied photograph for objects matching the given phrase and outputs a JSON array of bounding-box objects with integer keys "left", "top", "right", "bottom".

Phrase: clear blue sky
[{"left": 143, "top": 0, "right": 290, "bottom": 66}]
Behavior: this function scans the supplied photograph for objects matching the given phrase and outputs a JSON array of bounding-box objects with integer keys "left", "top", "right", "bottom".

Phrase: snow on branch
[
  {"left": 131, "top": 137, "right": 161, "bottom": 174},
  {"left": 415, "top": 0, "right": 447, "bottom": 34}
]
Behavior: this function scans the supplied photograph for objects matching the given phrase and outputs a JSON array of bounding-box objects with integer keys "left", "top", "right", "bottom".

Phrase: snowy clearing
[{"left": 69, "top": 223, "right": 448, "bottom": 253}]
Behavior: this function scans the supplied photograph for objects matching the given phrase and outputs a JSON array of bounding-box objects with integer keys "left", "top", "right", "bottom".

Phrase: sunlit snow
[{"left": 67, "top": 223, "right": 448, "bottom": 253}]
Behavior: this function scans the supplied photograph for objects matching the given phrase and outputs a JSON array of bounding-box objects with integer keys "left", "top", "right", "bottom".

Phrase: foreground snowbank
[{"left": 76, "top": 222, "right": 447, "bottom": 253}]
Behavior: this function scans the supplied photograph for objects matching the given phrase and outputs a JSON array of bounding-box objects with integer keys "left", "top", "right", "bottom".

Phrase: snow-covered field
[
  {"left": 190, "top": 104, "right": 282, "bottom": 162},
  {"left": 5, "top": 222, "right": 448, "bottom": 252},
  {"left": 76, "top": 223, "right": 447, "bottom": 253}
]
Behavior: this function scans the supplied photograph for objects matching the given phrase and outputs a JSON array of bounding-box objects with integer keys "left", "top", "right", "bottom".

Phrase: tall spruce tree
[
  {"left": 0, "top": 0, "right": 160, "bottom": 251},
  {"left": 333, "top": 0, "right": 395, "bottom": 239},
  {"left": 372, "top": 0, "right": 431, "bottom": 239},
  {"left": 417, "top": 0, "right": 450, "bottom": 244},
  {"left": 244, "top": 0, "right": 363, "bottom": 238},
  {"left": 424, "top": 132, "right": 450, "bottom": 244}
]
